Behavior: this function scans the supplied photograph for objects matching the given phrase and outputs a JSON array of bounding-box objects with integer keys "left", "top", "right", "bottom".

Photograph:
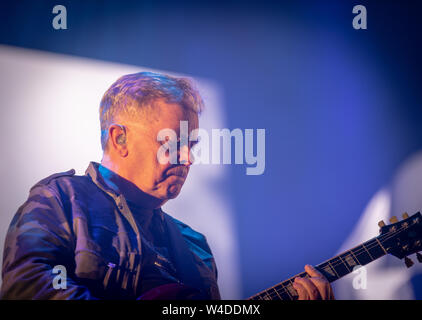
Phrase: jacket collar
[
  {"left": 85, "top": 161, "right": 117, "bottom": 196},
  {"left": 85, "top": 161, "right": 164, "bottom": 220}
]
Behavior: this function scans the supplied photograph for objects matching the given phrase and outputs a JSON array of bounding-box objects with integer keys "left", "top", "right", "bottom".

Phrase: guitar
[{"left": 139, "top": 211, "right": 422, "bottom": 300}]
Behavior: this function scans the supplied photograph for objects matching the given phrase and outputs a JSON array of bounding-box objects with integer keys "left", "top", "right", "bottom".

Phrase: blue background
[{"left": 1, "top": 0, "right": 421, "bottom": 298}]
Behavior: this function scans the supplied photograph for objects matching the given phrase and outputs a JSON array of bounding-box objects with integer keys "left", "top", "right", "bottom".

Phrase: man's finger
[
  {"left": 308, "top": 277, "right": 331, "bottom": 300},
  {"left": 304, "top": 264, "right": 324, "bottom": 278},
  {"left": 304, "top": 265, "right": 335, "bottom": 300},
  {"left": 294, "top": 277, "right": 321, "bottom": 300},
  {"left": 292, "top": 279, "right": 309, "bottom": 300}
]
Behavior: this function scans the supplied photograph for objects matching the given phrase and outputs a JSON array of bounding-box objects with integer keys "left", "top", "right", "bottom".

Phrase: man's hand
[{"left": 292, "top": 265, "right": 335, "bottom": 300}]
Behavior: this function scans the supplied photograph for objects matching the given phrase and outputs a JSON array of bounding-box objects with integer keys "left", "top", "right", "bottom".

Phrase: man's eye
[{"left": 161, "top": 136, "right": 174, "bottom": 144}]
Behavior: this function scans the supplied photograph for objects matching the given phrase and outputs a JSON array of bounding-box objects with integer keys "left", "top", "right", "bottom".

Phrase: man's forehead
[
  {"left": 121, "top": 107, "right": 199, "bottom": 134},
  {"left": 148, "top": 109, "right": 198, "bottom": 130}
]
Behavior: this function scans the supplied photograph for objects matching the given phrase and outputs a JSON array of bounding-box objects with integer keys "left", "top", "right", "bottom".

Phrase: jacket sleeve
[{"left": 0, "top": 184, "right": 97, "bottom": 300}]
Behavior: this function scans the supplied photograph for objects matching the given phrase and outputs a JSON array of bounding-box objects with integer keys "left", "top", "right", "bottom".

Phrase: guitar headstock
[{"left": 378, "top": 212, "right": 422, "bottom": 266}]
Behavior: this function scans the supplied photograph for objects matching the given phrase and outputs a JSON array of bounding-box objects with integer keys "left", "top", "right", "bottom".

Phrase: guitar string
[{"left": 251, "top": 223, "right": 418, "bottom": 300}]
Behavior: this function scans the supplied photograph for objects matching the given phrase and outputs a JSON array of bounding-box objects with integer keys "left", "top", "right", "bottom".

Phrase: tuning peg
[
  {"left": 378, "top": 220, "right": 386, "bottom": 227},
  {"left": 405, "top": 256, "right": 414, "bottom": 268},
  {"left": 402, "top": 212, "right": 409, "bottom": 219},
  {"left": 417, "top": 252, "right": 422, "bottom": 263},
  {"left": 390, "top": 216, "right": 398, "bottom": 223}
]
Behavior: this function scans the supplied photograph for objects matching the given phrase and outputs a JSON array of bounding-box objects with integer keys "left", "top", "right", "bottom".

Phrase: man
[{"left": 0, "top": 72, "right": 334, "bottom": 300}]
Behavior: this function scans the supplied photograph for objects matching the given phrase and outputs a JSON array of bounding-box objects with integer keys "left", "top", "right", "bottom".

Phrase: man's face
[{"left": 122, "top": 99, "right": 199, "bottom": 203}]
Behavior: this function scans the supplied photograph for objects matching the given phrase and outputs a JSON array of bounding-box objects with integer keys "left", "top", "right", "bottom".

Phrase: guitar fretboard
[{"left": 248, "top": 236, "right": 388, "bottom": 300}]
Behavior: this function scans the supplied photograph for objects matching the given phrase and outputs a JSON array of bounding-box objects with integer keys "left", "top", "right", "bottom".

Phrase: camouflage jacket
[{"left": 0, "top": 162, "right": 220, "bottom": 300}]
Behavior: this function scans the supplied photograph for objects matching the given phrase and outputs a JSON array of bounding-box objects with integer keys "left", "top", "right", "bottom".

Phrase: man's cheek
[{"left": 156, "top": 143, "right": 178, "bottom": 165}]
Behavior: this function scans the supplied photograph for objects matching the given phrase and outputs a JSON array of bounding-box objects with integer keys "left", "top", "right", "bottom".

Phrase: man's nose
[{"left": 179, "top": 144, "right": 193, "bottom": 166}]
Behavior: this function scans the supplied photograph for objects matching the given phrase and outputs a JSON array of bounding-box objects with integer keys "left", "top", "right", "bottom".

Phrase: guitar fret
[
  {"left": 349, "top": 250, "right": 361, "bottom": 265},
  {"left": 271, "top": 287, "right": 282, "bottom": 300},
  {"left": 331, "top": 257, "right": 350, "bottom": 277},
  {"left": 367, "top": 239, "right": 387, "bottom": 259},
  {"left": 278, "top": 288, "right": 292, "bottom": 300},
  {"left": 283, "top": 283, "right": 293, "bottom": 300},
  {"left": 351, "top": 245, "right": 373, "bottom": 266},
  {"left": 327, "top": 261, "right": 340, "bottom": 278},
  {"left": 362, "top": 243, "right": 375, "bottom": 260},
  {"left": 338, "top": 255, "right": 351, "bottom": 272},
  {"left": 375, "top": 238, "right": 388, "bottom": 255},
  {"left": 342, "top": 251, "right": 358, "bottom": 268},
  {"left": 347, "top": 251, "right": 360, "bottom": 268},
  {"left": 318, "top": 262, "right": 339, "bottom": 281},
  {"left": 286, "top": 282, "right": 298, "bottom": 299},
  {"left": 276, "top": 281, "right": 294, "bottom": 300},
  {"left": 252, "top": 293, "right": 260, "bottom": 300}
]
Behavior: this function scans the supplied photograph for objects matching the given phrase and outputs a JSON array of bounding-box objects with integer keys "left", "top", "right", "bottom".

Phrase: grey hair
[{"left": 99, "top": 71, "right": 204, "bottom": 152}]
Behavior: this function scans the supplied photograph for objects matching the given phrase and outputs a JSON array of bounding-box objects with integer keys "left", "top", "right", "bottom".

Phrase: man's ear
[
  {"left": 109, "top": 124, "right": 128, "bottom": 156},
  {"left": 116, "top": 134, "right": 126, "bottom": 145}
]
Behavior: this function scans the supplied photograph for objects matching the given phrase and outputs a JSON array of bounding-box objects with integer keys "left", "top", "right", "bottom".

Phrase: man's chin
[{"left": 166, "top": 184, "right": 183, "bottom": 199}]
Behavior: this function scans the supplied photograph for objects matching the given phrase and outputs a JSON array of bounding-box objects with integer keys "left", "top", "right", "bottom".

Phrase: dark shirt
[
  {"left": 98, "top": 164, "right": 180, "bottom": 295},
  {"left": 0, "top": 162, "right": 220, "bottom": 299}
]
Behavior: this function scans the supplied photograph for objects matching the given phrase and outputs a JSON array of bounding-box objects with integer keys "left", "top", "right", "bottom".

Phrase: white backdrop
[{"left": 0, "top": 44, "right": 241, "bottom": 299}]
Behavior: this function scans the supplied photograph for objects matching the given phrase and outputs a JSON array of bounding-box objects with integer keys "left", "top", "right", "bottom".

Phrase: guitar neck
[{"left": 248, "top": 235, "right": 388, "bottom": 300}]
